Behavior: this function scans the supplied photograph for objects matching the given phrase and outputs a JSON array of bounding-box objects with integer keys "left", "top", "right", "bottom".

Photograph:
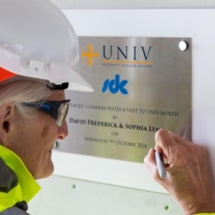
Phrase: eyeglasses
[{"left": 22, "top": 100, "right": 71, "bottom": 126}]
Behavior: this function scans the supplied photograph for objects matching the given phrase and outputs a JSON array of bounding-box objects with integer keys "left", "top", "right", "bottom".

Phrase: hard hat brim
[{"left": 0, "top": 46, "right": 94, "bottom": 92}]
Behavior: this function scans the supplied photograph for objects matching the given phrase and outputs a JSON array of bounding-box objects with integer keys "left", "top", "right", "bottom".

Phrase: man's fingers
[
  {"left": 168, "top": 131, "right": 188, "bottom": 144},
  {"left": 144, "top": 148, "right": 160, "bottom": 180},
  {"left": 155, "top": 129, "right": 178, "bottom": 156}
]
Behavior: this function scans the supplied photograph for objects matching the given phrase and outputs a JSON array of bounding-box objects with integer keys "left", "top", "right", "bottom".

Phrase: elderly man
[
  {"left": 0, "top": 0, "right": 215, "bottom": 215},
  {"left": 0, "top": 0, "right": 92, "bottom": 214}
]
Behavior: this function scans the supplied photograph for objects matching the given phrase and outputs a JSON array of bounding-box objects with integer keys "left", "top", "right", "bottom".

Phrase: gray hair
[{"left": 0, "top": 78, "right": 51, "bottom": 118}]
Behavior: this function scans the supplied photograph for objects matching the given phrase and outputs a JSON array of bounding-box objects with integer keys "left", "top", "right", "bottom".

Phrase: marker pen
[{"left": 155, "top": 151, "right": 167, "bottom": 178}]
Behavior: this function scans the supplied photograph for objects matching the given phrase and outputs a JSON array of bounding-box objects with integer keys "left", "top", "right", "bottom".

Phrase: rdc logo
[{"left": 102, "top": 74, "right": 128, "bottom": 95}]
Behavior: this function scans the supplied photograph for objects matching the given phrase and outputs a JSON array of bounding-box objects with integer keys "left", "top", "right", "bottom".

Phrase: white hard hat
[{"left": 0, "top": 0, "right": 93, "bottom": 92}]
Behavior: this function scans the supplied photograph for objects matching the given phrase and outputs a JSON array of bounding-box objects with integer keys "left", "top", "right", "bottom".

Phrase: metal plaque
[{"left": 56, "top": 36, "right": 192, "bottom": 163}]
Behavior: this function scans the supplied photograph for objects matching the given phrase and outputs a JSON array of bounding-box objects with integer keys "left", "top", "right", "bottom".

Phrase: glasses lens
[
  {"left": 22, "top": 99, "right": 70, "bottom": 126},
  {"left": 56, "top": 103, "right": 69, "bottom": 126}
]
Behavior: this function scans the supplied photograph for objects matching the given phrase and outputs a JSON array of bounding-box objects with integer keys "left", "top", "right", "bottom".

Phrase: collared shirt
[{"left": 0, "top": 145, "right": 40, "bottom": 213}]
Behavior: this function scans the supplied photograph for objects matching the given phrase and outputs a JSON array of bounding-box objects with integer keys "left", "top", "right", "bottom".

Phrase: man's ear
[{"left": 0, "top": 103, "right": 15, "bottom": 136}]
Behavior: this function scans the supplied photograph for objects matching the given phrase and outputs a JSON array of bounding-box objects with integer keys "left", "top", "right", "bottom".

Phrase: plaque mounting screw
[{"left": 179, "top": 40, "right": 188, "bottom": 51}]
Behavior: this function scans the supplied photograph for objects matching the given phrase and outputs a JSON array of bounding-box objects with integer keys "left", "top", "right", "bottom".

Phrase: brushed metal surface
[{"left": 56, "top": 36, "right": 191, "bottom": 162}]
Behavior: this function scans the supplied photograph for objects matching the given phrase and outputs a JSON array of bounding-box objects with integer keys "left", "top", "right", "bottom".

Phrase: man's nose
[{"left": 57, "top": 121, "right": 68, "bottom": 140}]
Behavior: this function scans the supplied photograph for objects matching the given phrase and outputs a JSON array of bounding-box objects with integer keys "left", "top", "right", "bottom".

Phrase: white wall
[
  {"left": 29, "top": 176, "right": 182, "bottom": 215},
  {"left": 51, "top": 0, "right": 215, "bottom": 9}
]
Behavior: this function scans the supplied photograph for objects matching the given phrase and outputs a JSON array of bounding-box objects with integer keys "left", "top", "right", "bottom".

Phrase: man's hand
[{"left": 144, "top": 129, "right": 215, "bottom": 215}]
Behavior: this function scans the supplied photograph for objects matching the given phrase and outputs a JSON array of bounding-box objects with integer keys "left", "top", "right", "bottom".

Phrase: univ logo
[{"left": 102, "top": 74, "right": 128, "bottom": 95}]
